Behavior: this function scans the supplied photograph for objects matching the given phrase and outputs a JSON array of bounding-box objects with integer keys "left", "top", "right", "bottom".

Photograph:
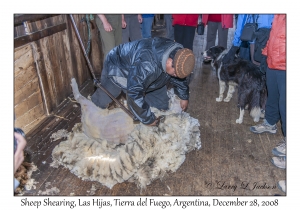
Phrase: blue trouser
[
  {"left": 265, "top": 67, "right": 286, "bottom": 137},
  {"left": 141, "top": 17, "right": 154, "bottom": 38}
]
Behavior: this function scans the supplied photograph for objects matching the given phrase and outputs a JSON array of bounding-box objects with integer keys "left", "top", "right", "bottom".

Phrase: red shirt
[
  {"left": 207, "top": 14, "right": 222, "bottom": 22},
  {"left": 172, "top": 14, "right": 199, "bottom": 27}
]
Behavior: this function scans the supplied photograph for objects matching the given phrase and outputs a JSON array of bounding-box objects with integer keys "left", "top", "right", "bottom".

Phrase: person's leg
[
  {"left": 205, "top": 21, "right": 218, "bottom": 50},
  {"left": 96, "top": 16, "right": 116, "bottom": 59},
  {"left": 265, "top": 67, "right": 281, "bottom": 126},
  {"left": 182, "top": 26, "right": 196, "bottom": 51},
  {"left": 174, "top": 25, "right": 184, "bottom": 47},
  {"left": 217, "top": 23, "right": 229, "bottom": 49},
  {"left": 276, "top": 69, "right": 286, "bottom": 137},
  {"left": 270, "top": 70, "right": 286, "bottom": 177},
  {"left": 91, "top": 68, "right": 122, "bottom": 109},
  {"left": 145, "top": 86, "right": 169, "bottom": 110},
  {"left": 110, "top": 15, "right": 122, "bottom": 46},
  {"left": 250, "top": 66, "right": 279, "bottom": 134},
  {"left": 122, "top": 15, "right": 130, "bottom": 43},
  {"left": 141, "top": 17, "right": 153, "bottom": 38},
  {"left": 128, "top": 15, "right": 142, "bottom": 41},
  {"left": 164, "top": 14, "right": 174, "bottom": 40}
]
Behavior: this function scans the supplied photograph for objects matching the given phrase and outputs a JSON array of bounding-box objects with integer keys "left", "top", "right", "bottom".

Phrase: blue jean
[
  {"left": 265, "top": 67, "right": 286, "bottom": 137},
  {"left": 141, "top": 17, "right": 154, "bottom": 38}
]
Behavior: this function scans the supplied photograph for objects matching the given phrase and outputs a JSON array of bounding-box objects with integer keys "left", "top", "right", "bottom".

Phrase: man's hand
[
  {"left": 137, "top": 14, "right": 143, "bottom": 23},
  {"left": 98, "top": 15, "right": 113, "bottom": 32},
  {"left": 122, "top": 15, "right": 127, "bottom": 28},
  {"left": 259, "top": 55, "right": 268, "bottom": 75},
  {"left": 180, "top": 100, "right": 189, "bottom": 111},
  {"left": 103, "top": 22, "right": 113, "bottom": 32},
  {"left": 222, "top": 46, "right": 239, "bottom": 64},
  {"left": 14, "top": 132, "right": 27, "bottom": 173}
]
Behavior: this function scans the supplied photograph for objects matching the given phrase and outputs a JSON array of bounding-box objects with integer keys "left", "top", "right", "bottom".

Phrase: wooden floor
[{"left": 18, "top": 21, "right": 286, "bottom": 196}]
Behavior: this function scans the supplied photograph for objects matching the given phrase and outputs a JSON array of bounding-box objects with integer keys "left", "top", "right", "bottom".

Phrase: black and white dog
[{"left": 202, "top": 46, "right": 267, "bottom": 124}]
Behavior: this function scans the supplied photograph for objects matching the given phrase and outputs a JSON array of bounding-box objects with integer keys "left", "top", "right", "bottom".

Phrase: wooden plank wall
[
  {"left": 14, "top": 14, "right": 103, "bottom": 134},
  {"left": 14, "top": 44, "right": 45, "bottom": 133}
]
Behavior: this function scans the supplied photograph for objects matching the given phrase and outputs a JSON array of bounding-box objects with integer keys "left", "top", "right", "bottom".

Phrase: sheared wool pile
[
  {"left": 14, "top": 162, "right": 38, "bottom": 194},
  {"left": 51, "top": 78, "right": 201, "bottom": 189}
]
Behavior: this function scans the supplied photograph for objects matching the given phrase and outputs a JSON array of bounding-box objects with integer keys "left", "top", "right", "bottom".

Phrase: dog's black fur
[{"left": 202, "top": 46, "right": 267, "bottom": 124}]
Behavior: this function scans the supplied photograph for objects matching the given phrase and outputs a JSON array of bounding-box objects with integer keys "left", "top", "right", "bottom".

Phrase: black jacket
[{"left": 104, "top": 37, "right": 189, "bottom": 124}]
